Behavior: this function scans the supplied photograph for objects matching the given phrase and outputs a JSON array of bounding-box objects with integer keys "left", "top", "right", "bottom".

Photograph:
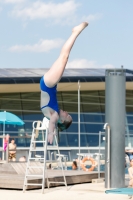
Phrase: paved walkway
[{"left": 0, "top": 182, "right": 130, "bottom": 200}]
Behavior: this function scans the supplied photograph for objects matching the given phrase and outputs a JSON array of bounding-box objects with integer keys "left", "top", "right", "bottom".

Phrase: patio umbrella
[
  {"left": 0, "top": 110, "right": 24, "bottom": 136},
  {"left": 0, "top": 111, "right": 25, "bottom": 159},
  {"left": 0, "top": 111, "right": 24, "bottom": 126}
]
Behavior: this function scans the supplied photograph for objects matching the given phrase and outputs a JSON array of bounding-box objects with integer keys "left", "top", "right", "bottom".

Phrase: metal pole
[
  {"left": 3, "top": 111, "right": 7, "bottom": 160},
  {"left": 107, "top": 125, "right": 111, "bottom": 189},
  {"left": 98, "top": 131, "right": 101, "bottom": 179},
  {"left": 42, "top": 128, "right": 48, "bottom": 194},
  {"left": 54, "top": 135, "right": 67, "bottom": 190},
  {"left": 105, "top": 69, "right": 125, "bottom": 188},
  {"left": 104, "top": 123, "right": 111, "bottom": 188},
  {"left": 125, "top": 118, "right": 131, "bottom": 148},
  {"left": 6, "top": 144, "right": 9, "bottom": 163},
  {"left": 2, "top": 121, "right": 5, "bottom": 160},
  {"left": 51, "top": 152, "right": 53, "bottom": 166},
  {"left": 64, "top": 157, "right": 67, "bottom": 170},
  {"left": 68, "top": 151, "right": 71, "bottom": 161},
  {"left": 78, "top": 80, "right": 80, "bottom": 170}
]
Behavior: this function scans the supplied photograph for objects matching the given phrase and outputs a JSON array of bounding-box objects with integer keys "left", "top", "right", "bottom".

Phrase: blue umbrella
[{"left": 0, "top": 111, "right": 24, "bottom": 125}]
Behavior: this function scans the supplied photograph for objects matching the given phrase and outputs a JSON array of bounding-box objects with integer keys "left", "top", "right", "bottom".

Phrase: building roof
[{"left": 0, "top": 68, "right": 133, "bottom": 84}]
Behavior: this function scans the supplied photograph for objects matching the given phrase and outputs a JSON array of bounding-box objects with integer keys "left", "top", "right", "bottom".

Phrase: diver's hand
[{"left": 48, "top": 132, "right": 55, "bottom": 144}]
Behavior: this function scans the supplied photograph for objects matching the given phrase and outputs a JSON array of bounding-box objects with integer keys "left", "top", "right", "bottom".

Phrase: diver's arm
[{"left": 48, "top": 112, "right": 59, "bottom": 144}]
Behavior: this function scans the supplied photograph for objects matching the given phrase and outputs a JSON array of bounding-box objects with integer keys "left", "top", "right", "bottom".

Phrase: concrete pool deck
[{"left": 0, "top": 182, "right": 130, "bottom": 200}]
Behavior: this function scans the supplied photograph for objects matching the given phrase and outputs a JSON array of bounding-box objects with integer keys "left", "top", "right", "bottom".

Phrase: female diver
[{"left": 40, "top": 22, "right": 88, "bottom": 144}]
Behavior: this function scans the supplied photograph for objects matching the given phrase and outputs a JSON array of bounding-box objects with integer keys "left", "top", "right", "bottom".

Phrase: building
[{"left": 0, "top": 68, "right": 133, "bottom": 161}]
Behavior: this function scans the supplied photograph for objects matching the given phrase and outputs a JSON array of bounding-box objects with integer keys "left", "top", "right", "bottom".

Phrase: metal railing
[{"left": 103, "top": 123, "right": 111, "bottom": 188}]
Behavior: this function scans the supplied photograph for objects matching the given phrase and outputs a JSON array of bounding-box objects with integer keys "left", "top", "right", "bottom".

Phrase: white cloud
[
  {"left": 0, "top": 0, "right": 25, "bottom": 3},
  {"left": 1, "top": 0, "right": 102, "bottom": 26},
  {"left": 66, "top": 59, "right": 115, "bottom": 69},
  {"left": 8, "top": 38, "right": 64, "bottom": 52},
  {"left": 1, "top": 0, "right": 102, "bottom": 25},
  {"left": 11, "top": 0, "right": 79, "bottom": 22}
]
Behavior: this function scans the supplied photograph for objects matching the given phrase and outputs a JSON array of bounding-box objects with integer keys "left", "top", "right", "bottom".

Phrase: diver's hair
[{"left": 57, "top": 119, "right": 72, "bottom": 131}]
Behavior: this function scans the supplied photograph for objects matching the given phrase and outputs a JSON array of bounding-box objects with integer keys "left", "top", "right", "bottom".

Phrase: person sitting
[
  {"left": 128, "top": 158, "right": 133, "bottom": 199},
  {"left": 19, "top": 156, "right": 26, "bottom": 162},
  {"left": 48, "top": 163, "right": 52, "bottom": 169},
  {"left": 125, "top": 149, "right": 133, "bottom": 161},
  {"left": 125, "top": 149, "right": 133, "bottom": 168},
  {"left": 9, "top": 138, "right": 16, "bottom": 162}
]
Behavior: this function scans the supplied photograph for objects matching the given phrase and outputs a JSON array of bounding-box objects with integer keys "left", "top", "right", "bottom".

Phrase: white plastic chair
[{"left": 32, "top": 117, "right": 49, "bottom": 139}]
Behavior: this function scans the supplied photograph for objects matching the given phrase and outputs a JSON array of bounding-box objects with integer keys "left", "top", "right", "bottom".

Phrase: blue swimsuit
[{"left": 40, "top": 77, "right": 59, "bottom": 114}]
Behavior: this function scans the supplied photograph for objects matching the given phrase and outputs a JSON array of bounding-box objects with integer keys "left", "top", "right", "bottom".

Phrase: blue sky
[{"left": 0, "top": 0, "right": 133, "bottom": 70}]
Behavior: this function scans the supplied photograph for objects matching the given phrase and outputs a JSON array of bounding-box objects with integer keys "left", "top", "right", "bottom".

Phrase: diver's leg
[{"left": 44, "top": 22, "right": 88, "bottom": 87}]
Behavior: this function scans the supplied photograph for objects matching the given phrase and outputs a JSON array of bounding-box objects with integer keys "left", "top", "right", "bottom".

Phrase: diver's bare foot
[{"left": 72, "top": 22, "right": 88, "bottom": 36}]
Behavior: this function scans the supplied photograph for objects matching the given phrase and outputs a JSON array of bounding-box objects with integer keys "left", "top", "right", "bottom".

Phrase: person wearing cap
[{"left": 125, "top": 149, "right": 133, "bottom": 161}]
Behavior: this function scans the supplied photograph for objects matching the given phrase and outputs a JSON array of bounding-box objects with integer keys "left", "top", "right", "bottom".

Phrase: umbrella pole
[
  {"left": 2, "top": 121, "right": 5, "bottom": 160},
  {"left": 78, "top": 81, "right": 81, "bottom": 170}
]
